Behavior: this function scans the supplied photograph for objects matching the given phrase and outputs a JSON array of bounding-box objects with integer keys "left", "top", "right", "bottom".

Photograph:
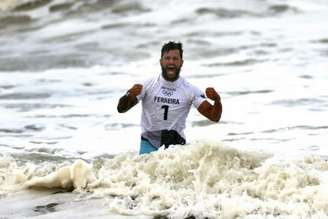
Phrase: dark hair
[{"left": 161, "top": 41, "right": 183, "bottom": 59}]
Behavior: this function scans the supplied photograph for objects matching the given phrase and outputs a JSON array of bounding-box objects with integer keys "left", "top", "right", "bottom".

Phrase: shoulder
[
  {"left": 180, "top": 77, "right": 206, "bottom": 103},
  {"left": 180, "top": 77, "right": 201, "bottom": 93},
  {"left": 140, "top": 76, "right": 161, "bottom": 94},
  {"left": 141, "top": 76, "right": 158, "bottom": 86}
]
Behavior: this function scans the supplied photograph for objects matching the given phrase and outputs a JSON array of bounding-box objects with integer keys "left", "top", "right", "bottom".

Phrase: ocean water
[{"left": 1, "top": 0, "right": 328, "bottom": 218}]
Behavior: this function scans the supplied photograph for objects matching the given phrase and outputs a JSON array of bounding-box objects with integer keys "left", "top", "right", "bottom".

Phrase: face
[{"left": 160, "top": 49, "right": 183, "bottom": 81}]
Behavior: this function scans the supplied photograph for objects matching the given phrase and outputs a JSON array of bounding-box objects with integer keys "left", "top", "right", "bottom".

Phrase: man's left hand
[{"left": 205, "top": 87, "right": 220, "bottom": 101}]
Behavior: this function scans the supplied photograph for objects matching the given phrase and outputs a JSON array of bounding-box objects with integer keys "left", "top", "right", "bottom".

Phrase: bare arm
[
  {"left": 197, "top": 87, "right": 222, "bottom": 122},
  {"left": 117, "top": 84, "right": 143, "bottom": 113}
]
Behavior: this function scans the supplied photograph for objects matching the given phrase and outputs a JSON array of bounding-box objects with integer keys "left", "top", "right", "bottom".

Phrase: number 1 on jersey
[{"left": 161, "top": 105, "right": 169, "bottom": 120}]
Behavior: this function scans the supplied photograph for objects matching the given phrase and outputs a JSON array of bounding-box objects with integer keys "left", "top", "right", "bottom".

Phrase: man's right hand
[
  {"left": 117, "top": 84, "right": 143, "bottom": 113},
  {"left": 128, "top": 84, "right": 143, "bottom": 97}
]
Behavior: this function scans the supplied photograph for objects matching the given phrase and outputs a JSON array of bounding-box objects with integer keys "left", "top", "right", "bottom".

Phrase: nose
[{"left": 168, "top": 58, "right": 178, "bottom": 66}]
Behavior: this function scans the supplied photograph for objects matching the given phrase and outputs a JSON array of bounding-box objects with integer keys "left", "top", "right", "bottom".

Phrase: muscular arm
[
  {"left": 197, "top": 87, "right": 222, "bottom": 122},
  {"left": 117, "top": 84, "right": 143, "bottom": 113}
]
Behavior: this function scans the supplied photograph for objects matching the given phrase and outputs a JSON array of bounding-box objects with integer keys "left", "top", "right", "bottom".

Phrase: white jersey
[{"left": 137, "top": 74, "right": 206, "bottom": 147}]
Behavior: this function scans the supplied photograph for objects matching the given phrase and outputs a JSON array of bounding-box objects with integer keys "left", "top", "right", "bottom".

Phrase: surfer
[{"left": 117, "top": 41, "right": 222, "bottom": 154}]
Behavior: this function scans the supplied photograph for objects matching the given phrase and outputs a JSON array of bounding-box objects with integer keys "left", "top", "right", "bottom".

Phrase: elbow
[
  {"left": 204, "top": 111, "right": 222, "bottom": 123},
  {"left": 207, "top": 115, "right": 220, "bottom": 123},
  {"left": 117, "top": 106, "right": 126, "bottom": 113},
  {"left": 213, "top": 108, "right": 222, "bottom": 123},
  {"left": 117, "top": 96, "right": 137, "bottom": 113},
  {"left": 208, "top": 105, "right": 222, "bottom": 123},
  {"left": 211, "top": 117, "right": 220, "bottom": 123},
  {"left": 211, "top": 112, "right": 222, "bottom": 123},
  {"left": 117, "top": 109, "right": 126, "bottom": 113}
]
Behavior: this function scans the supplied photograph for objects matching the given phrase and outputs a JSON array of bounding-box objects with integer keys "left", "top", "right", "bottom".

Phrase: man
[{"left": 117, "top": 41, "right": 222, "bottom": 154}]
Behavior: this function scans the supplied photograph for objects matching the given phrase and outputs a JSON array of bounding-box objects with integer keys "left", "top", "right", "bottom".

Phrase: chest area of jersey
[{"left": 147, "top": 85, "right": 189, "bottom": 107}]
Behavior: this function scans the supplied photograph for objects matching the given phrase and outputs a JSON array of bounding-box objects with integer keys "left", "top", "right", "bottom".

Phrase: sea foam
[{"left": 2, "top": 142, "right": 327, "bottom": 218}]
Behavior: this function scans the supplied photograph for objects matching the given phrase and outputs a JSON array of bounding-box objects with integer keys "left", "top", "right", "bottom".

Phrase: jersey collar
[{"left": 160, "top": 74, "right": 182, "bottom": 87}]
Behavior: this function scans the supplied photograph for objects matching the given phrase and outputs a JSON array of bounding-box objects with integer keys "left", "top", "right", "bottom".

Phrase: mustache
[
  {"left": 165, "top": 64, "right": 177, "bottom": 68},
  {"left": 162, "top": 65, "right": 180, "bottom": 73},
  {"left": 166, "top": 65, "right": 177, "bottom": 69}
]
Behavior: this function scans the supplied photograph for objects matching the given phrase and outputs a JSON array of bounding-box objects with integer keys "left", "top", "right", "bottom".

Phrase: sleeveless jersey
[{"left": 137, "top": 74, "right": 206, "bottom": 148}]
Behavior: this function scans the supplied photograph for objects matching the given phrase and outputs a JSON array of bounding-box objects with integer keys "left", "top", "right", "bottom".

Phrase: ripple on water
[
  {"left": 49, "top": 2, "right": 74, "bottom": 13},
  {"left": 226, "top": 89, "right": 273, "bottom": 96},
  {"left": 3, "top": 103, "right": 69, "bottom": 113},
  {"left": 13, "top": 0, "right": 52, "bottom": 11},
  {"left": 0, "top": 54, "right": 89, "bottom": 71},
  {"left": 267, "top": 4, "right": 299, "bottom": 14},
  {"left": 0, "top": 15, "right": 32, "bottom": 28},
  {"left": 0, "top": 92, "right": 51, "bottom": 100},
  {"left": 205, "top": 58, "right": 264, "bottom": 67},
  {"left": 195, "top": 7, "right": 258, "bottom": 18},
  {"left": 271, "top": 97, "right": 326, "bottom": 107}
]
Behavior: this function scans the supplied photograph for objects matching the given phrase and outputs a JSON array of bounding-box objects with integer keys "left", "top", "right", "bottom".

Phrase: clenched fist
[
  {"left": 205, "top": 87, "right": 220, "bottom": 101},
  {"left": 128, "top": 84, "right": 143, "bottom": 97}
]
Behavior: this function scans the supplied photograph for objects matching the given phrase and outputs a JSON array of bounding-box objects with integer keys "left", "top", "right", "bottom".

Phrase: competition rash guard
[{"left": 137, "top": 74, "right": 206, "bottom": 148}]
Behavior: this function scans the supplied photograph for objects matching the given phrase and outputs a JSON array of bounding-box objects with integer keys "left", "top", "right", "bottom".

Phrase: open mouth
[{"left": 167, "top": 65, "right": 177, "bottom": 73}]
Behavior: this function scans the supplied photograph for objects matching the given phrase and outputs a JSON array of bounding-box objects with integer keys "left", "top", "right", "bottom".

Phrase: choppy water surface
[{"left": 1, "top": 0, "right": 328, "bottom": 218}]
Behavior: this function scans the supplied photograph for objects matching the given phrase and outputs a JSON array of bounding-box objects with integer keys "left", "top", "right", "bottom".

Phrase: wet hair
[{"left": 161, "top": 41, "right": 183, "bottom": 59}]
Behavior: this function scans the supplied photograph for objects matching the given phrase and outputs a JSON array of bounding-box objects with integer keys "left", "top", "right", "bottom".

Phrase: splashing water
[{"left": 1, "top": 142, "right": 328, "bottom": 218}]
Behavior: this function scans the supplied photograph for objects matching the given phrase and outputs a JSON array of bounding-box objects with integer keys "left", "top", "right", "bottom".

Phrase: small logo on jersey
[
  {"left": 162, "top": 89, "right": 174, "bottom": 97},
  {"left": 161, "top": 86, "right": 175, "bottom": 97}
]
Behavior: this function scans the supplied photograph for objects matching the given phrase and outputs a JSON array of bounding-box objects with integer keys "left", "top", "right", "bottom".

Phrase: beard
[{"left": 161, "top": 65, "right": 181, "bottom": 82}]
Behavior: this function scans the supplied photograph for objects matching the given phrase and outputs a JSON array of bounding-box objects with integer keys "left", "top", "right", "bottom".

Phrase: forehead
[{"left": 162, "top": 49, "right": 181, "bottom": 57}]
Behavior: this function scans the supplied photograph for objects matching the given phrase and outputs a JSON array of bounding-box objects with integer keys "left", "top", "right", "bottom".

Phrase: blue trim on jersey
[{"left": 139, "top": 139, "right": 157, "bottom": 154}]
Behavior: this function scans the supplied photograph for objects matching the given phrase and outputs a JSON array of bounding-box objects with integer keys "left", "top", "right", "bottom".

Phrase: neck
[{"left": 162, "top": 72, "right": 179, "bottom": 82}]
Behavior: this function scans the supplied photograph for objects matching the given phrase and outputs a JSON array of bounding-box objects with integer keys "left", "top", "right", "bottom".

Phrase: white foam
[
  {"left": 3, "top": 142, "right": 328, "bottom": 218},
  {"left": 24, "top": 159, "right": 97, "bottom": 191},
  {"left": 0, "top": 0, "right": 17, "bottom": 11}
]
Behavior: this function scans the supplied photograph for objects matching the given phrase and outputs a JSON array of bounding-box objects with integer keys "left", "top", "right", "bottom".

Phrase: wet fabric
[
  {"left": 139, "top": 138, "right": 158, "bottom": 154},
  {"left": 141, "top": 129, "right": 186, "bottom": 150}
]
